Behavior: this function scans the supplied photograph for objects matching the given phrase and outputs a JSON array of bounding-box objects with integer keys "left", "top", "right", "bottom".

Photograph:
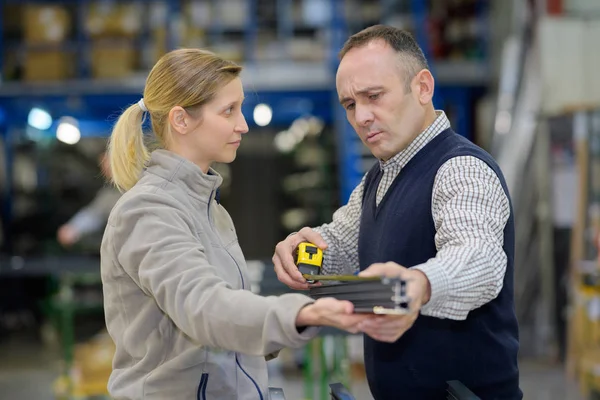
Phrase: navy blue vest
[{"left": 358, "top": 128, "right": 521, "bottom": 400}]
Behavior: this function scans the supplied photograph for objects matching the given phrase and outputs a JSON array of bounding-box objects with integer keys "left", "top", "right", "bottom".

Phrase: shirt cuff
[
  {"left": 411, "top": 258, "right": 450, "bottom": 317},
  {"left": 68, "top": 210, "right": 104, "bottom": 236}
]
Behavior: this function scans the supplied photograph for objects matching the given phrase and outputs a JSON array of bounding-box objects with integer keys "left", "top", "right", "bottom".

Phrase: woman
[{"left": 100, "top": 48, "right": 371, "bottom": 400}]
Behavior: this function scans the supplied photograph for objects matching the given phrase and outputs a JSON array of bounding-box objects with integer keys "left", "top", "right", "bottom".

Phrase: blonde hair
[{"left": 107, "top": 49, "right": 242, "bottom": 192}]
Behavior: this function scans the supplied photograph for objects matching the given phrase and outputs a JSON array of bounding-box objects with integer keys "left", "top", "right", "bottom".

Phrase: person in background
[
  {"left": 57, "top": 152, "right": 121, "bottom": 247},
  {"left": 273, "top": 25, "right": 522, "bottom": 400},
  {"left": 101, "top": 48, "right": 385, "bottom": 400}
]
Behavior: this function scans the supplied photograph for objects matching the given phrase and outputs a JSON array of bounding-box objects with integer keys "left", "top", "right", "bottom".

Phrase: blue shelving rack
[
  {"left": 0, "top": 0, "right": 492, "bottom": 236},
  {"left": 0, "top": 0, "right": 339, "bottom": 240}
]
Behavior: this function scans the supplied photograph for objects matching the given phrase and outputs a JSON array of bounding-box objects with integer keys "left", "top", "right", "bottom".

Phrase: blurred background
[{"left": 0, "top": 0, "right": 598, "bottom": 399}]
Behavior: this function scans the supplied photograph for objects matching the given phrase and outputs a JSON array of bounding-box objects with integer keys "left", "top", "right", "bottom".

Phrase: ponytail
[{"left": 107, "top": 104, "right": 149, "bottom": 192}]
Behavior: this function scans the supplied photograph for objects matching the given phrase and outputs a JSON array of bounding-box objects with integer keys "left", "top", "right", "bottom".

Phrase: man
[
  {"left": 57, "top": 151, "right": 121, "bottom": 247},
  {"left": 273, "top": 25, "right": 521, "bottom": 399}
]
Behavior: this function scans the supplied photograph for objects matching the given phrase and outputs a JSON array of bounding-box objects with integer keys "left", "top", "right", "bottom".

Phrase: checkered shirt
[{"left": 315, "top": 111, "right": 510, "bottom": 320}]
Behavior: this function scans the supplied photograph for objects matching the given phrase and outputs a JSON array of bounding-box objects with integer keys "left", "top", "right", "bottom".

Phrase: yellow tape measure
[{"left": 302, "top": 274, "right": 380, "bottom": 282}]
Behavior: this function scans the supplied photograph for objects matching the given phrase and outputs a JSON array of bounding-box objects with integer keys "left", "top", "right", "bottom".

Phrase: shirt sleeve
[
  {"left": 412, "top": 156, "right": 511, "bottom": 320},
  {"left": 68, "top": 186, "right": 122, "bottom": 236},
  {"left": 313, "top": 175, "right": 366, "bottom": 276}
]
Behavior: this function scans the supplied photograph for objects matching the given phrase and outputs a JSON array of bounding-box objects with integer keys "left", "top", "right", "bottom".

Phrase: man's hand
[
  {"left": 296, "top": 298, "right": 374, "bottom": 334},
  {"left": 273, "top": 227, "right": 327, "bottom": 290},
  {"left": 57, "top": 224, "right": 81, "bottom": 248},
  {"left": 357, "top": 262, "right": 431, "bottom": 343}
]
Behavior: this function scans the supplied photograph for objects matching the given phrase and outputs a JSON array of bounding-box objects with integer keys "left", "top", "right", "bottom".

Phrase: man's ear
[
  {"left": 413, "top": 69, "right": 435, "bottom": 105},
  {"left": 168, "top": 106, "right": 188, "bottom": 135}
]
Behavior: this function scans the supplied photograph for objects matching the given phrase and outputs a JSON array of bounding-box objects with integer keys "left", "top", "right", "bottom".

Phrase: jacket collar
[{"left": 145, "top": 150, "right": 223, "bottom": 202}]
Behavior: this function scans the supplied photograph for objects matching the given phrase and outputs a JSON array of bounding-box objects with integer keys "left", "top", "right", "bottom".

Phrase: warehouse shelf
[
  {"left": 0, "top": 0, "right": 493, "bottom": 238},
  {"left": 0, "top": 4, "right": 493, "bottom": 399}
]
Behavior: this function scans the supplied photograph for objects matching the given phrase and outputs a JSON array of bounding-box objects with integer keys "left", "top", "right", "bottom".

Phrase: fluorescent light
[
  {"left": 56, "top": 117, "right": 81, "bottom": 145},
  {"left": 253, "top": 103, "right": 272, "bottom": 127},
  {"left": 27, "top": 108, "right": 53, "bottom": 130}
]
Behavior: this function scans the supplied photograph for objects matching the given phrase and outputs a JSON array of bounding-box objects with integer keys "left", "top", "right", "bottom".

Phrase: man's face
[{"left": 336, "top": 40, "right": 426, "bottom": 161}]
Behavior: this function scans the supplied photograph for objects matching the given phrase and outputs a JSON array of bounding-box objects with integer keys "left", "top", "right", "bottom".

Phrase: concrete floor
[{"left": 0, "top": 333, "right": 585, "bottom": 400}]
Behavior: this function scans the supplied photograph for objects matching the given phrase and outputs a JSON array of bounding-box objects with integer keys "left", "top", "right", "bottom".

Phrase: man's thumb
[
  {"left": 298, "top": 228, "right": 328, "bottom": 250},
  {"left": 358, "top": 263, "right": 387, "bottom": 278}
]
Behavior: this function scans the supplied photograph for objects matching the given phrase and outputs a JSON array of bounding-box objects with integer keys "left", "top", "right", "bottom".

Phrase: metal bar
[
  {"left": 76, "top": 0, "right": 90, "bottom": 78},
  {"left": 475, "top": 0, "right": 491, "bottom": 63},
  {"left": 410, "top": 0, "right": 432, "bottom": 62},
  {"left": 534, "top": 117, "right": 557, "bottom": 357},
  {"left": 209, "top": 0, "right": 223, "bottom": 47},
  {"left": 1, "top": 126, "right": 13, "bottom": 252},
  {"left": 319, "top": 337, "right": 328, "bottom": 400},
  {"left": 333, "top": 336, "right": 350, "bottom": 388},
  {"left": 330, "top": 0, "right": 362, "bottom": 204},
  {"left": 0, "top": 0, "right": 4, "bottom": 83},
  {"left": 166, "top": 0, "right": 183, "bottom": 51},
  {"left": 304, "top": 338, "right": 315, "bottom": 399},
  {"left": 276, "top": 0, "right": 292, "bottom": 59},
  {"left": 139, "top": 0, "right": 152, "bottom": 70},
  {"left": 244, "top": 0, "right": 258, "bottom": 63},
  {"left": 380, "top": 0, "right": 396, "bottom": 25}
]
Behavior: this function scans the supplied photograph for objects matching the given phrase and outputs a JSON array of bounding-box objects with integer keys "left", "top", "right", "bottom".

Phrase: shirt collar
[{"left": 379, "top": 110, "right": 451, "bottom": 170}]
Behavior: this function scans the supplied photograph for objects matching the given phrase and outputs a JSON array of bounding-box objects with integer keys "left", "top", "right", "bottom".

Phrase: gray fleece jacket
[{"left": 100, "top": 150, "right": 318, "bottom": 400}]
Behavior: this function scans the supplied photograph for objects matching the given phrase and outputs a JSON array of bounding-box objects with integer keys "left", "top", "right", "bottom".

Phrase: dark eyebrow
[{"left": 339, "top": 86, "right": 384, "bottom": 105}]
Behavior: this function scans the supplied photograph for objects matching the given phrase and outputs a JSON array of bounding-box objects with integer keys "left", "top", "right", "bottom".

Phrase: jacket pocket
[{"left": 197, "top": 373, "right": 209, "bottom": 400}]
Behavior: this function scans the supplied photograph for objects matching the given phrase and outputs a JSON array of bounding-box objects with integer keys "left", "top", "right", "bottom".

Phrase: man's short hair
[{"left": 339, "top": 25, "right": 429, "bottom": 92}]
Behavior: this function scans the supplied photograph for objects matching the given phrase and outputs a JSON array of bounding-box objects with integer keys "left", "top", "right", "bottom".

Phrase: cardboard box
[
  {"left": 86, "top": 2, "right": 142, "bottom": 38},
  {"left": 74, "top": 335, "right": 115, "bottom": 381},
  {"left": 23, "top": 5, "right": 70, "bottom": 43},
  {"left": 91, "top": 40, "right": 136, "bottom": 79},
  {"left": 186, "top": 0, "right": 211, "bottom": 29},
  {"left": 151, "top": 25, "right": 207, "bottom": 64},
  {"left": 68, "top": 331, "right": 114, "bottom": 396},
  {"left": 539, "top": 17, "right": 600, "bottom": 115},
  {"left": 23, "top": 49, "right": 73, "bottom": 81},
  {"left": 216, "top": 0, "right": 247, "bottom": 28},
  {"left": 151, "top": 27, "right": 168, "bottom": 64}
]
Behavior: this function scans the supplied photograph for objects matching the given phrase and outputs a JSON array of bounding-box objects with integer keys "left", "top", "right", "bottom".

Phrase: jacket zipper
[
  {"left": 236, "top": 356, "right": 264, "bottom": 400},
  {"left": 197, "top": 373, "right": 209, "bottom": 400},
  {"left": 207, "top": 190, "right": 246, "bottom": 289}
]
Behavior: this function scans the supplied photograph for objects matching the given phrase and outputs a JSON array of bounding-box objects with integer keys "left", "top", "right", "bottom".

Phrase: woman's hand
[{"left": 296, "top": 298, "right": 374, "bottom": 333}]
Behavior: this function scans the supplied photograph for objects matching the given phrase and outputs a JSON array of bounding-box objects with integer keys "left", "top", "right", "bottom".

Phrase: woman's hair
[{"left": 107, "top": 48, "right": 242, "bottom": 192}]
